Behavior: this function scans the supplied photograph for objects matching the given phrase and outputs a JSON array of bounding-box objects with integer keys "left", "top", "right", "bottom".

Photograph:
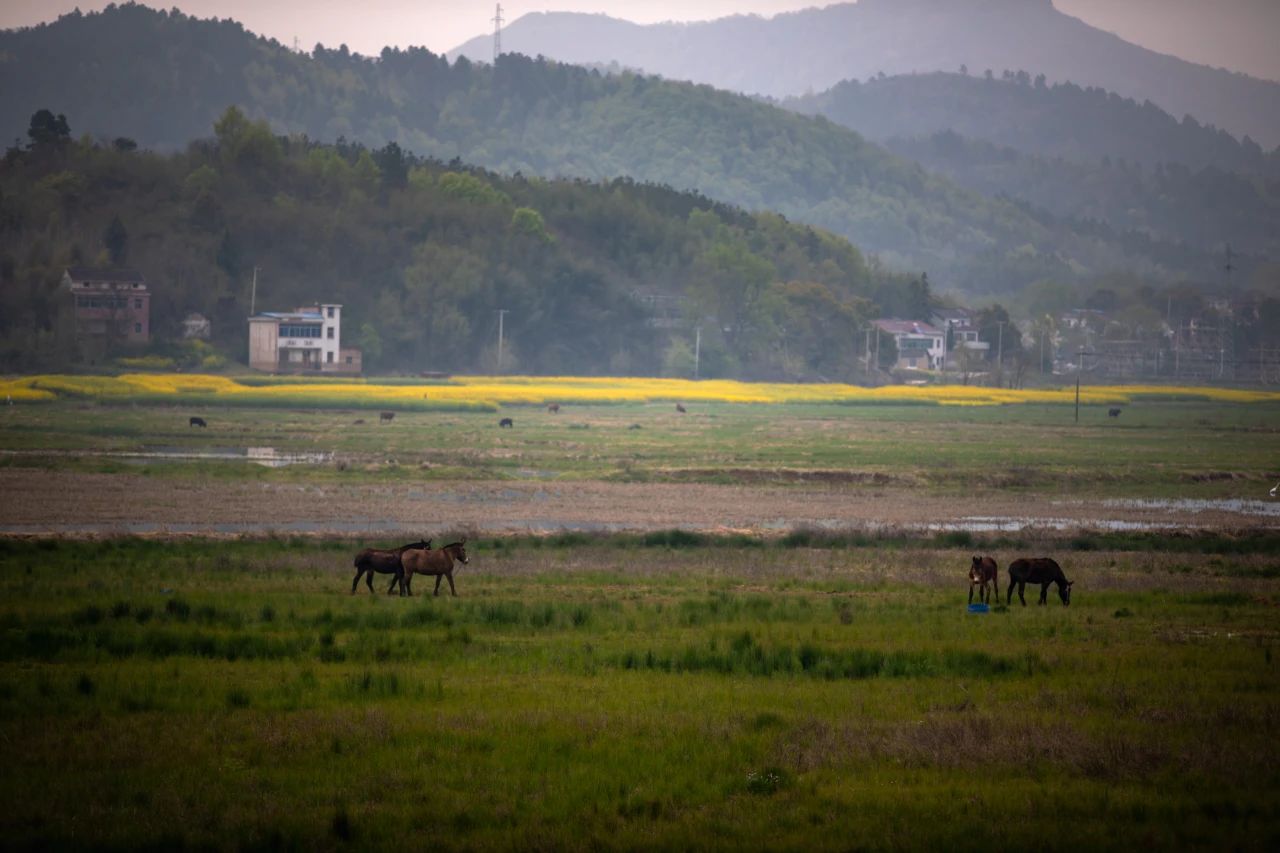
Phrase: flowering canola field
[{"left": 3, "top": 373, "right": 1279, "bottom": 410}]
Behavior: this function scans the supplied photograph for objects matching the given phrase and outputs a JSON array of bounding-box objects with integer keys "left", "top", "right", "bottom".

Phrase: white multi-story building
[
  {"left": 248, "top": 303, "right": 360, "bottom": 373},
  {"left": 872, "top": 319, "right": 946, "bottom": 370}
]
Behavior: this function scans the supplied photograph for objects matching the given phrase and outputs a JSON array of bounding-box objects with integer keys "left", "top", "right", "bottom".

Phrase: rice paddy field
[{"left": 1, "top": 375, "right": 1279, "bottom": 849}]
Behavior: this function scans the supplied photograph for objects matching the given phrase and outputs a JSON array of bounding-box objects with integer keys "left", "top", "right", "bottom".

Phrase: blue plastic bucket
[{"left": 967, "top": 603, "right": 989, "bottom": 614}]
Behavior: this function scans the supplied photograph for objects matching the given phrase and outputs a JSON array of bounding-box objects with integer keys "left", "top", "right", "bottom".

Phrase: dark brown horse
[
  {"left": 392, "top": 540, "right": 469, "bottom": 597},
  {"left": 1007, "top": 557, "right": 1073, "bottom": 606},
  {"left": 351, "top": 539, "right": 430, "bottom": 596},
  {"left": 969, "top": 556, "right": 999, "bottom": 604}
]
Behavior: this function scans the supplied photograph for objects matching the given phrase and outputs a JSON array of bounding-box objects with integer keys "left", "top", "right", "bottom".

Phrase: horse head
[
  {"left": 969, "top": 556, "right": 984, "bottom": 584},
  {"left": 446, "top": 538, "right": 469, "bottom": 564},
  {"left": 1060, "top": 579, "right": 1074, "bottom": 606}
]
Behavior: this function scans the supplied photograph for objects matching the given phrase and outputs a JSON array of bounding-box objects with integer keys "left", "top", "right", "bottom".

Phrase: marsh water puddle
[
  {"left": 1, "top": 446, "right": 333, "bottom": 468},
  {"left": 1101, "top": 498, "right": 1280, "bottom": 517}
]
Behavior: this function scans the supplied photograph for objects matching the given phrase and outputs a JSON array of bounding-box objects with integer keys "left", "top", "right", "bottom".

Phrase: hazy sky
[{"left": 3, "top": 1, "right": 1277, "bottom": 81}]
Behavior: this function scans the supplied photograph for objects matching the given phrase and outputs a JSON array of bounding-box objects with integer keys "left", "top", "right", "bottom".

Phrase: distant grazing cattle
[
  {"left": 675, "top": 403, "right": 687, "bottom": 413},
  {"left": 547, "top": 403, "right": 560, "bottom": 414},
  {"left": 499, "top": 417, "right": 514, "bottom": 428},
  {"left": 353, "top": 419, "right": 365, "bottom": 425},
  {"left": 1108, "top": 408, "right": 1122, "bottom": 417},
  {"left": 969, "top": 556, "right": 999, "bottom": 604},
  {"left": 1007, "top": 557, "right": 1073, "bottom": 606},
  {"left": 628, "top": 423, "right": 642, "bottom": 430},
  {"left": 189, "top": 416, "right": 207, "bottom": 428},
  {"left": 379, "top": 411, "right": 395, "bottom": 423}
]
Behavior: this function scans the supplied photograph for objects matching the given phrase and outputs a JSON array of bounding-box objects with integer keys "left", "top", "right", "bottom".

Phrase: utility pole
[
  {"left": 694, "top": 326, "right": 701, "bottom": 380},
  {"left": 250, "top": 266, "right": 259, "bottom": 316},
  {"left": 495, "top": 308, "right": 508, "bottom": 373},
  {"left": 492, "top": 4, "right": 504, "bottom": 62},
  {"left": 1074, "top": 349, "right": 1093, "bottom": 424}
]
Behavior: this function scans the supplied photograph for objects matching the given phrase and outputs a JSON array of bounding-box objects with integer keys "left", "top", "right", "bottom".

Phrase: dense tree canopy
[{"left": 0, "top": 111, "right": 907, "bottom": 379}]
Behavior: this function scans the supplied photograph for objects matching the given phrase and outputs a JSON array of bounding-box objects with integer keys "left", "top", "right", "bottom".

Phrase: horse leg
[
  {"left": 351, "top": 568, "right": 363, "bottom": 594},
  {"left": 446, "top": 572, "right": 456, "bottom": 596},
  {"left": 969, "top": 582, "right": 975, "bottom": 604},
  {"left": 434, "top": 574, "right": 443, "bottom": 596},
  {"left": 1017, "top": 582, "right": 1027, "bottom": 606},
  {"left": 404, "top": 571, "right": 412, "bottom": 597},
  {"left": 982, "top": 581, "right": 991, "bottom": 604},
  {"left": 1038, "top": 583, "right": 1049, "bottom": 605},
  {"left": 993, "top": 575, "right": 1000, "bottom": 604}
]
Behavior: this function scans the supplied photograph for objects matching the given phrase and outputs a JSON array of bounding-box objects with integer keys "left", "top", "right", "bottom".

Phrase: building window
[
  {"left": 134, "top": 323, "right": 142, "bottom": 334},
  {"left": 326, "top": 306, "right": 335, "bottom": 319},
  {"left": 134, "top": 298, "right": 142, "bottom": 309},
  {"left": 345, "top": 356, "right": 353, "bottom": 364},
  {"left": 327, "top": 352, "right": 334, "bottom": 363},
  {"left": 326, "top": 327, "right": 334, "bottom": 339}
]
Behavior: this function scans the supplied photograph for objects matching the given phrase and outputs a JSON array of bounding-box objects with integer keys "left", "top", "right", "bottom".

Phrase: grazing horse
[
  {"left": 499, "top": 417, "right": 514, "bottom": 428},
  {"left": 1108, "top": 408, "right": 1122, "bottom": 418},
  {"left": 189, "top": 416, "right": 207, "bottom": 428},
  {"left": 351, "top": 539, "right": 430, "bottom": 596},
  {"left": 379, "top": 411, "right": 395, "bottom": 423},
  {"left": 548, "top": 403, "right": 560, "bottom": 414},
  {"left": 1007, "top": 557, "right": 1073, "bottom": 606},
  {"left": 675, "top": 403, "right": 687, "bottom": 413},
  {"left": 968, "top": 556, "right": 999, "bottom": 604},
  {"left": 394, "top": 540, "right": 469, "bottom": 597}
]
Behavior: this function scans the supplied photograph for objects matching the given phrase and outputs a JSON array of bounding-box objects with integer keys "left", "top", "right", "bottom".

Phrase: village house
[
  {"left": 63, "top": 267, "right": 151, "bottom": 350},
  {"left": 873, "top": 319, "right": 946, "bottom": 370},
  {"left": 248, "top": 303, "right": 361, "bottom": 374},
  {"left": 931, "top": 308, "right": 990, "bottom": 367}
]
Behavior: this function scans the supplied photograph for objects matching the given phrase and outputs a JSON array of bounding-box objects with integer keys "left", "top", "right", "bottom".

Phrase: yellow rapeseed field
[{"left": 2, "top": 373, "right": 1279, "bottom": 409}]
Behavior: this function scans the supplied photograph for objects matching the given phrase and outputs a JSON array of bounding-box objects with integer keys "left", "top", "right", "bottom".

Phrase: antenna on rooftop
[{"left": 492, "top": 3, "right": 504, "bottom": 63}]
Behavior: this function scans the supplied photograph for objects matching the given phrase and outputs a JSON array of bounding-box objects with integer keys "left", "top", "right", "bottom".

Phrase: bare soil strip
[{"left": 0, "top": 470, "right": 1274, "bottom": 537}]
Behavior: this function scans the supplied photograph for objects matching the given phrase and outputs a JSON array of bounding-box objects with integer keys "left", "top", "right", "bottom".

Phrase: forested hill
[
  {"left": 787, "top": 72, "right": 1280, "bottom": 177},
  {"left": 0, "top": 112, "right": 913, "bottom": 379},
  {"left": 787, "top": 72, "right": 1280, "bottom": 259},
  {"left": 447, "top": 0, "right": 1280, "bottom": 149},
  {"left": 0, "top": 5, "right": 1229, "bottom": 290}
]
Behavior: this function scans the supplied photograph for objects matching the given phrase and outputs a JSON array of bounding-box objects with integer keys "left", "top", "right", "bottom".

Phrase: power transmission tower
[{"left": 492, "top": 4, "right": 504, "bottom": 62}]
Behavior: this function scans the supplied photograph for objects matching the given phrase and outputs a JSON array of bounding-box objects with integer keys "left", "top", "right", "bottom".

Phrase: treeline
[
  {"left": 0, "top": 109, "right": 929, "bottom": 379},
  {"left": 0, "top": 4, "right": 1230, "bottom": 290}
]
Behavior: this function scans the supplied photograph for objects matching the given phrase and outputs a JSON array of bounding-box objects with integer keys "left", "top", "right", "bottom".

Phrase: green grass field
[
  {"left": 1, "top": 537, "right": 1277, "bottom": 850},
  {"left": 2, "top": 398, "right": 1278, "bottom": 495},
  {"left": 1, "top": 397, "right": 1279, "bottom": 848}
]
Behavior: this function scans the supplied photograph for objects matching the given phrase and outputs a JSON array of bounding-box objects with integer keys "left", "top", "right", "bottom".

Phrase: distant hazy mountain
[
  {"left": 449, "top": 0, "right": 1280, "bottom": 148},
  {"left": 786, "top": 71, "right": 1280, "bottom": 258},
  {"left": 0, "top": 4, "right": 1233, "bottom": 290},
  {"left": 788, "top": 72, "right": 1280, "bottom": 177}
]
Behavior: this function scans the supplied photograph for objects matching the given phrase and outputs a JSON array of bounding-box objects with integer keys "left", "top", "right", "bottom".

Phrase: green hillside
[
  {"left": 0, "top": 4, "right": 1227, "bottom": 290},
  {"left": 0, "top": 110, "right": 908, "bottom": 379},
  {"left": 788, "top": 71, "right": 1280, "bottom": 177}
]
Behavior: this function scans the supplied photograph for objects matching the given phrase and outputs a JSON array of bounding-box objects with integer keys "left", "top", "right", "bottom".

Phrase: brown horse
[
  {"left": 1007, "top": 557, "right": 1073, "bottom": 606},
  {"left": 969, "top": 556, "right": 999, "bottom": 604},
  {"left": 351, "top": 539, "right": 430, "bottom": 596},
  {"left": 392, "top": 540, "right": 469, "bottom": 597}
]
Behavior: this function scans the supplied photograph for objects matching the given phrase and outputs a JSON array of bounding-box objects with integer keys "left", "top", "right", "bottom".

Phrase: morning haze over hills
[
  {"left": 449, "top": 0, "right": 1280, "bottom": 150},
  {"left": 1, "top": 0, "right": 1277, "bottom": 375}
]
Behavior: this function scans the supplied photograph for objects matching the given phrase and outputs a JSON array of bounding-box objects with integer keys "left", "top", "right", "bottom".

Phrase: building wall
[
  {"left": 68, "top": 281, "right": 150, "bottom": 344},
  {"left": 248, "top": 319, "right": 279, "bottom": 371}
]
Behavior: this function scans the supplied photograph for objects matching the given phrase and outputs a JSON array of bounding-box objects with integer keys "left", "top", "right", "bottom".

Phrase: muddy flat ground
[{"left": 2, "top": 469, "right": 1275, "bottom": 536}]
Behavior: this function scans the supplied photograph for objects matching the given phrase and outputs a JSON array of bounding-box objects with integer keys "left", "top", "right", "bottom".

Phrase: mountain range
[
  {"left": 0, "top": 4, "right": 1244, "bottom": 294},
  {"left": 449, "top": 0, "right": 1280, "bottom": 149}
]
